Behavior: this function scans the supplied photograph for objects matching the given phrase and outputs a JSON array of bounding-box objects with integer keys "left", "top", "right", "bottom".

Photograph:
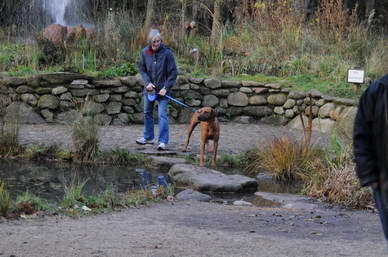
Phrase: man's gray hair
[{"left": 148, "top": 29, "right": 163, "bottom": 44}]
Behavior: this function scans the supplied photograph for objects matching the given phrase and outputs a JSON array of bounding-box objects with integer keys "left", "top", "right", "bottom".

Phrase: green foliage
[
  {"left": 123, "top": 190, "right": 153, "bottom": 207},
  {"left": 24, "top": 144, "right": 57, "bottom": 161},
  {"left": 0, "top": 180, "right": 11, "bottom": 217},
  {"left": 183, "top": 154, "right": 197, "bottom": 165},
  {"left": 218, "top": 153, "right": 246, "bottom": 168},
  {"left": 326, "top": 129, "right": 352, "bottom": 169},
  {"left": 99, "top": 149, "right": 148, "bottom": 165},
  {"left": 100, "top": 63, "right": 138, "bottom": 78},
  {"left": 55, "top": 148, "right": 73, "bottom": 161},
  {"left": 8, "top": 66, "right": 37, "bottom": 77},
  {"left": 24, "top": 144, "right": 71, "bottom": 161},
  {"left": 85, "top": 184, "right": 120, "bottom": 210},
  {"left": 15, "top": 191, "right": 50, "bottom": 213}
]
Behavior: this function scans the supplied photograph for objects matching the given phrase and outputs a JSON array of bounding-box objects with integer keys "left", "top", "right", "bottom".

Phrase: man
[
  {"left": 136, "top": 29, "right": 177, "bottom": 151},
  {"left": 353, "top": 74, "right": 388, "bottom": 245}
]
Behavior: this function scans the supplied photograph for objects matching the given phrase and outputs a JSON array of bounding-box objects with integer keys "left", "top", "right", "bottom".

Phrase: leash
[{"left": 147, "top": 89, "right": 196, "bottom": 112}]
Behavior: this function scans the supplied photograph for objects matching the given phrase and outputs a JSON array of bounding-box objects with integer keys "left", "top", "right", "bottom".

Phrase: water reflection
[{"left": 0, "top": 160, "right": 164, "bottom": 201}]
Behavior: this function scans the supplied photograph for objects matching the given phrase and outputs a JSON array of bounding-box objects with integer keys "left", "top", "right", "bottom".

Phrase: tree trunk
[
  {"left": 211, "top": 0, "right": 221, "bottom": 44},
  {"left": 181, "top": 0, "right": 187, "bottom": 38},
  {"left": 144, "top": 0, "right": 155, "bottom": 33}
]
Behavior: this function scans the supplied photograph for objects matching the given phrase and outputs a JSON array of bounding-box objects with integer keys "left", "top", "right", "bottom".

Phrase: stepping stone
[
  {"left": 169, "top": 164, "right": 257, "bottom": 193},
  {"left": 149, "top": 156, "right": 187, "bottom": 172}
]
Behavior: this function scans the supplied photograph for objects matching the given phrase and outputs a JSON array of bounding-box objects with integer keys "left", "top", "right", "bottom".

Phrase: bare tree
[
  {"left": 180, "top": 0, "right": 188, "bottom": 38},
  {"left": 210, "top": 0, "right": 222, "bottom": 44}
]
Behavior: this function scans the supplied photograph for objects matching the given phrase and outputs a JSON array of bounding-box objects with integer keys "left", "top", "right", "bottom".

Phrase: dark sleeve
[
  {"left": 353, "top": 84, "right": 379, "bottom": 187},
  {"left": 138, "top": 51, "right": 151, "bottom": 87},
  {"left": 163, "top": 51, "right": 177, "bottom": 91}
]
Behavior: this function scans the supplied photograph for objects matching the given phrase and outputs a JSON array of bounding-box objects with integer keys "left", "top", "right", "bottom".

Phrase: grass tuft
[
  {"left": 61, "top": 178, "right": 88, "bottom": 209},
  {"left": 0, "top": 180, "right": 11, "bottom": 217},
  {"left": 247, "top": 136, "right": 323, "bottom": 182}
]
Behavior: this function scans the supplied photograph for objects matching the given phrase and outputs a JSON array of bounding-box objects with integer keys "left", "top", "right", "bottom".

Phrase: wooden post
[{"left": 352, "top": 83, "right": 361, "bottom": 95}]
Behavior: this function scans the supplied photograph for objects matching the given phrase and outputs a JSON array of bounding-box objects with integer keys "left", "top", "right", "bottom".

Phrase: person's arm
[
  {"left": 138, "top": 51, "right": 151, "bottom": 88},
  {"left": 163, "top": 51, "right": 177, "bottom": 91},
  {"left": 353, "top": 84, "right": 379, "bottom": 187}
]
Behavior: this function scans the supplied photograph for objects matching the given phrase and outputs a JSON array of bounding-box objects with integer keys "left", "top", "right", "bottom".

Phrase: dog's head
[{"left": 196, "top": 107, "right": 216, "bottom": 122}]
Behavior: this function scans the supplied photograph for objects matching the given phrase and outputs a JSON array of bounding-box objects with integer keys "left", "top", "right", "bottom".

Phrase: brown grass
[
  {"left": 304, "top": 161, "right": 373, "bottom": 209},
  {"left": 247, "top": 136, "right": 323, "bottom": 182}
]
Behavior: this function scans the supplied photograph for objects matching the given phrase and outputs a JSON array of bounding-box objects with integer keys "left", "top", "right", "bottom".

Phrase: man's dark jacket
[
  {"left": 138, "top": 44, "right": 177, "bottom": 94},
  {"left": 354, "top": 74, "right": 388, "bottom": 187}
]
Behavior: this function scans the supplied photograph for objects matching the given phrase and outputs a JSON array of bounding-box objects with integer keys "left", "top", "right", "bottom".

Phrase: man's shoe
[
  {"left": 136, "top": 137, "right": 154, "bottom": 145},
  {"left": 157, "top": 142, "right": 166, "bottom": 151}
]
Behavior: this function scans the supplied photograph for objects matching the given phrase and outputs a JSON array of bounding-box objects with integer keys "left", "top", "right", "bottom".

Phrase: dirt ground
[{"left": 1, "top": 122, "right": 385, "bottom": 257}]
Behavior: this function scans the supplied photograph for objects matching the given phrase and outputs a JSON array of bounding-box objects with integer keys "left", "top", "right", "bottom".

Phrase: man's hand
[
  {"left": 159, "top": 88, "right": 167, "bottom": 96},
  {"left": 146, "top": 83, "right": 155, "bottom": 91}
]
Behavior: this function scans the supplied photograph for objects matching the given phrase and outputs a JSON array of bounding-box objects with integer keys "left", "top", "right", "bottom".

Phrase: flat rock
[
  {"left": 176, "top": 189, "right": 211, "bottom": 202},
  {"left": 149, "top": 156, "right": 187, "bottom": 172},
  {"left": 5, "top": 102, "right": 46, "bottom": 124},
  {"left": 169, "top": 164, "right": 258, "bottom": 193},
  {"left": 233, "top": 200, "right": 253, "bottom": 206},
  {"left": 255, "top": 192, "right": 317, "bottom": 211},
  {"left": 138, "top": 148, "right": 177, "bottom": 156},
  {"left": 36, "top": 72, "right": 92, "bottom": 85}
]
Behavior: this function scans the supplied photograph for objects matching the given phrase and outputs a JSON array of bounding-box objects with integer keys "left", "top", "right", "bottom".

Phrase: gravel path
[
  {"left": 0, "top": 200, "right": 385, "bottom": 257},
  {"left": 18, "top": 122, "right": 330, "bottom": 155}
]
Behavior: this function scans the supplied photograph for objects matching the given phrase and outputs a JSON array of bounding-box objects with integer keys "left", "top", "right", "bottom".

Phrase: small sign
[{"left": 347, "top": 69, "right": 365, "bottom": 84}]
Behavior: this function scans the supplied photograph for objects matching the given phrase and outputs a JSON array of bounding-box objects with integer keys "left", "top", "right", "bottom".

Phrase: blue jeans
[
  {"left": 373, "top": 187, "right": 388, "bottom": 243},
  {"left": 143, "top": 94, "right": 169, "bottom": 144}
]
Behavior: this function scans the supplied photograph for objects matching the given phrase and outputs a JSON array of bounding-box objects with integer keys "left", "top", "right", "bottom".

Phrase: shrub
[
  {"left": 303, "top": 161, "right": 373, "bottom": 209},
  {"left": 303, "top": 131, "right": 373, "bottom": 209},
  {"left": 100, "top": 63, "right": 138, "bottom": 78}
]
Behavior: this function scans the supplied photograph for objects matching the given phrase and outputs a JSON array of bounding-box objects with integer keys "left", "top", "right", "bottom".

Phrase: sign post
[{"left": 347, "top": 69, "right": 365, "bottom": 95}]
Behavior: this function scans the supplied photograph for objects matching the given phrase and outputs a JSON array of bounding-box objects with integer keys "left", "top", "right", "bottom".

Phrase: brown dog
[{"left": 182, "top": 107, "right": 220, "bottom": 168}]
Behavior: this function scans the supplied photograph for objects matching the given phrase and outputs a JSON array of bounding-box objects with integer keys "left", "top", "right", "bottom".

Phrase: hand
[
  {"left": 146, "top": 83, "right": 155, "bottom": 91},
  {"left": 159, "top": 88, "right": 167, "bottom": 96}
]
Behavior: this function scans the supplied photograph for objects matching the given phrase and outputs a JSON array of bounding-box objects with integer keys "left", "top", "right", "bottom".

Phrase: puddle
[
  {"left": 0, "top": 160, "right": 166, "bottom": 202},
  {"left": 0, "top": 160, "right": 302, "bottom": 208},
  {"left": 208, "top": 173, "right": 302, "bottom": 207}
]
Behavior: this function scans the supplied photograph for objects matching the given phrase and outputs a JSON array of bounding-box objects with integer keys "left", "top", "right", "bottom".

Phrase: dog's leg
[
  {"left": 182, "top": 116, "right": 199, "bottom": 152},
  {"left": 211, "top": 139, "right": 219, "bottom": 168},
  {"left": 199, "top": 125, "right": 208, "bottom": 167}
]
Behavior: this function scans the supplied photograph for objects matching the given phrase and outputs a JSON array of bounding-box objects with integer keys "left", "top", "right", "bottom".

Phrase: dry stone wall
[{"left": 0, "top": 72, "right": 357, "bottom": 139}]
